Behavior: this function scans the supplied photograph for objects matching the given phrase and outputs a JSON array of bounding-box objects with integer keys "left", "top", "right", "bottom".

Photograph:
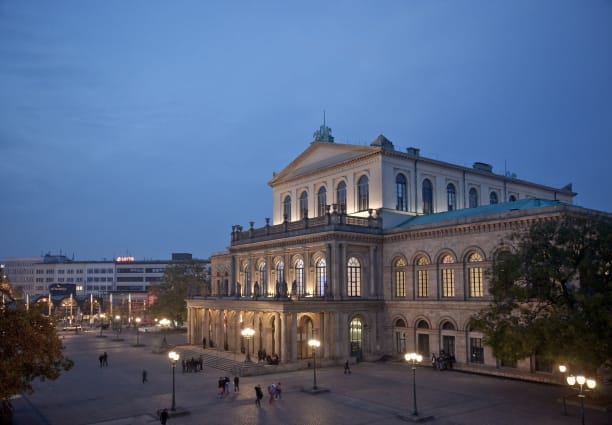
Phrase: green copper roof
[{"left": 394, "top": 198, "right": 565, "bottom": 228}]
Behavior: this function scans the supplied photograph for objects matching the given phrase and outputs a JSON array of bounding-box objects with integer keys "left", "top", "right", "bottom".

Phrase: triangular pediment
[{"left": 268, "top": 142, "right": 378, "bottom": 187}]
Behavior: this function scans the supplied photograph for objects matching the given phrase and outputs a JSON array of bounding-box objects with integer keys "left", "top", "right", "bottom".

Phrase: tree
[
  {"left": 149, "top": 261, "right": 208, "bottom": 326},
  {"left": 471, "top": 215, "right": 612, "bottom": 374},
  {"left": 0, "top": 299, "right": 73, "bottom": 423}
]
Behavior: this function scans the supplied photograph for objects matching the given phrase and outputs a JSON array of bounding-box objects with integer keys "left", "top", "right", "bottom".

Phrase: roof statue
[{"left": 312, "top": 111, "right": 334, "bottom": 143}]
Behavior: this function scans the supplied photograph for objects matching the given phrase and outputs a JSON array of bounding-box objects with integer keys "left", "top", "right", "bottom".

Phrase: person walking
[
  {"left": 254, "top": 385, "right": 263, "bottom": 407},
  {"left": 344, "top": 360, "right": 351, "bottom": 374},
  {"left": 142, "top": 369, "right": 148, "bottom": 383},
  {"left": 234, "top": 376, "right": 240, "bottom": 392},
  {"left": 159, "top": 408, "right": 169, "bottom": 424}
]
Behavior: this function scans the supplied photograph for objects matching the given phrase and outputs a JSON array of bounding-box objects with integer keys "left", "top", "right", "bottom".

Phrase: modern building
[{"left": 185, "top": 124, "right": 605, "bottom": 380}]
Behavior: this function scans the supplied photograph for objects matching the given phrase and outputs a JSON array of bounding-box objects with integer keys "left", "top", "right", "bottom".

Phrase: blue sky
[{"left": 1, "top": 0, "right": 611, "bottom": 261}]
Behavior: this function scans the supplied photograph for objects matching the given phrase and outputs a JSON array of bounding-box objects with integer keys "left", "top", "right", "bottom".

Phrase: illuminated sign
[{"left": 116, "top": 256, "right": 135, "bottom": 263}]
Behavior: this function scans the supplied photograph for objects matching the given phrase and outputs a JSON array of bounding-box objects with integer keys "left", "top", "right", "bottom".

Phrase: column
[
  {"left": 290, "top": 312, "right": 298, "bottom": 362},
  {"left": 274, "top": 312, "right": 281, "bottom": 359},
  {"left": 369, "top": 246, "right": 375, "bottom": 297},
  {"left": 281, "top": 313, "right": 289, "bottom": 362},
  {"left": 203, "top": 308, "right": 209, "bottom": 347}
]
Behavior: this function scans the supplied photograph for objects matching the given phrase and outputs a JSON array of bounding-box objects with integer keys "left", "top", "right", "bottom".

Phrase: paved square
[{"left": 11, "top": 329, "right": 611, "bottom": 425}]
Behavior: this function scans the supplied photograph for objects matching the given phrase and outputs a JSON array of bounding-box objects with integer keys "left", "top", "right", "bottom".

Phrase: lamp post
[
  {"left": 98, "top": 313, "right": 106, "bottom": 337},
  {"left": 134, "top": 317, "right": 142, "bottom": 346},
  {"left": 405, "top": 352, "right": 423, "bottom": 418},
  {"left": 308, "top": 339, "right": 321, "bottom": 390},
  {"left": 169, "top": 350, "right": 180, "bottom": 411},
  {"left": 114, "top": 315, "right": 122, "bottom": 340},
  {"left": 566, "top": 374, "right": 597, "bottom": 425},
  {"left": 241, "top": 327, "right": 255, "bottom": 363}
]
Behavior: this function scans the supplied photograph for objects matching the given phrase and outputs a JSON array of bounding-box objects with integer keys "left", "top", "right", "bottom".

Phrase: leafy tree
[
  {"left": 0, "top": 297, "right": 74, "bottom": 423},
  {"left": 149, "top": 261, "right": 208, "bottom": 326},
  {"left": 472, "top": 215, "right": 612, "bottom": 374}
]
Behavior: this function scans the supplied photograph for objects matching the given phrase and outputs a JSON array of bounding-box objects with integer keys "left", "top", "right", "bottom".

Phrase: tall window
[
  {"left": 295, "top": 259, "right": 304, "bottom": 296},
  {"left": 244, "top": 264, "right": 251, "bottom": 296},
  {"left": 315, "top": 258, "right": 326, "bottom": 296},
  {"left": 394, "top": 258, "right": 406, "bottom": 297},
  {"left": 470, "top": 337, "right": 484, "bottom": 363},
  {"left": 396, "top": 173, "right": 407, "bottom": 211},
  {"left": 441, "top": 254, "right": 455, "bottom": 297},
  {"left": 357, "top": 175, "right": 369, "bottom": 211},
  {"left": 489, "top": 191, "right": 498, "bottom": 205},
  {"left": 317, "top": 186, "right": 327, "bottom": 217},
  {"left": 469, "top": 188, "right": 479, "bottom": 208},
  {"left": 276, "top": 260, "right": 285, "bottom": 285},
  {"left": 347, "top": 257, "right": 361, "bottom": 297},
  {"left": 283, "top": 195, "right": 291, "bottom": 221},
  {"left": 416, "top": 256, "right": 429, "bottom": 297},
  {"left": 349, "top": 317, "right": 363, "bottom": 355},
  {"left": 300, "top": 191, "right": 308, "bottom": 219},
  {"left": 258, "top": 262, "right": 267, "bottom": 296},
  {"left": 468, "top": 252, "right": 484, "bottom": 297},
  {"left": 447, "top": 183, "right": 456, "bottom": 211},
  {"left": 422, "top": 178, "right": 433, "bottom": 214},
  {"left": 336, "top": 181, "right": 347, "bottom": 212}
]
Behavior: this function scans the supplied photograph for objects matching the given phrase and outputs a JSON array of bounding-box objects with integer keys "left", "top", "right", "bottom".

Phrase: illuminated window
[
  {"left": 441, "top": 254, "right": 455, "bottom": 297},
  {"left": 394, "top": 258, "right": 406, "bottom": 297},
  {"left": 468, "top": 252, "right": 484, "bottom": 297},
  {"left": 396, "top": 173, "right": 407, "bottom": 211},
  {"left": 357, "top": 175, "right": 369, "bottom": 211},
  {"left": 295, "top": 259, "right": 304, "bottom": 296},
  {"left": 276, "top": 260, "right": 285, "bottom": 285},
  {"left": 258, "top": 262, "right": 267, "bottom": 296},
  {"left": 349, "top": 317, "right": 363, "bottom": 354},
  {"left": 283, "top": 195, "right": 291, "bottom": 221},
  {"left": 336, "top": 181, "right": 347, "bottom": 212},
  {"left": 416, "top": 256, "right": 429, "bottom": 297},
  {"left": 315, "top": 259, "right": 326, "bottom": 296},
  {"left": 317, "top": 186, "right": 327, "bottom": 217},
  {"left": 422, "top": 178, "right": 433, "bottom": 214},
  {"left": 347, "top": 257, "right": 361, "bottom": 297}
]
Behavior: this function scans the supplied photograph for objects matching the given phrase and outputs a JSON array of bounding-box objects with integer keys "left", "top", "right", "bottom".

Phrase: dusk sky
[{"left": 1, "top": 1, "right": 611, "bottom": 262}]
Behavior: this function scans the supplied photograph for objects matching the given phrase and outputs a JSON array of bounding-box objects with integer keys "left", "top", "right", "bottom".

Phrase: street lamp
[
  {"left": 405, "top": 352, "right": 423, "bottom": 418},
  {"left": 134, "top": 317, "right": 142, "bottom": 346},
  {"left": 98, "top": 313, "right": 106, "bottom": 337},
  {"left": 114, "top": 315, "right": 122, "bottom": 340},
  {"left": 308, "top": 339, "right": 321, "bottom": 390},
  {"left": 241, "top": 327, "right": 255, "bottom": 363},
  {"left": 168, "top": 350, "right": 180, "bottom": 411},
  {"left": 566, "top": 374, "right": 597, "bottom": 425}
]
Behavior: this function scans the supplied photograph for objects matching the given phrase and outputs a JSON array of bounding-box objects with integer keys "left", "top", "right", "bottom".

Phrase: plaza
[{"left": 11, "top": 329, "right": 611, "bottom": 425}]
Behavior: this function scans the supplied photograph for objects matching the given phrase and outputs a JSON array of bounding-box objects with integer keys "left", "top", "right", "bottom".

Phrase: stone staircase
[{"left": 172, "top": 346, "right": 280, "bottom": 377}]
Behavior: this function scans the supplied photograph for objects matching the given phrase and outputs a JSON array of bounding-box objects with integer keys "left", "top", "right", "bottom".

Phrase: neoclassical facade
[{"left": 187, "top": 128, "right": 596, "bottom": 378}]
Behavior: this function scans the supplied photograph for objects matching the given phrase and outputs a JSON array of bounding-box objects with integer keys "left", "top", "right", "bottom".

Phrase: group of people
[
  {"left": 256, "top": 349, "right": 280, "bottom": 365},
  {"left": 253, "top": 382, "right": 282, "bottom": 406},
  {"left": 431, "top": 350, "right": 455, "bottom": 370},
  {"left": 182, "top": 356, "right": 203, "bottom": 373},
  {"left": 98, "top": 352, "right": 108, "bottom": 367},
  {"left": 217, "top": 376, "right": 240, "bottom": 397}
]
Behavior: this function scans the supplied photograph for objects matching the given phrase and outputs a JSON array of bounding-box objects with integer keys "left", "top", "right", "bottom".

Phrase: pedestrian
[
  {"left": 99, "top": 354, "right": 103, "bottom": 367},
  {"left": 103, "top": 352, "right": 108, "bottom": 367},
  {"left": 159, "top": 408, "right": 169, "bottom": 424},
  {"left": 275, "top": 382, "right": 282, "bottom": 399},
  {"left": 254, "top": 385, "right": 263, "bottom": 407},
  {"left": 431, "top": 353, "right": 437, "bottom": 370},
  {"left": 142, "top": 369, "right": 148, "bottom": 383},
  {"left": 344, "top": 360, "right": 351, "bottom": 374},
  {"left": 224, "top": 376, "right": 230, "bottom": 396},
  {"left": 234, "top": 376, "right": 240, "bottom": 392},
  {"left": 268, "top": 383, "right": 276, "bottom": 404}
]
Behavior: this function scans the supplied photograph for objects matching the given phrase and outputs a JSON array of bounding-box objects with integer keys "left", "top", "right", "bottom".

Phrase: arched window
[
  {"left": 357, "top": 175, "right": 369, "bottom": 211},
  {"left": 317, "top": 186, "right": 327, "bottom": 217},
  {"left": 441, "top": 254, "right": 455, "bottom": 297},
  {"left": 276, "top": 260, "right": 285, "bottom": 286},
  {"left": 394, "top": 258, "right": 406, "bottom": 297},
  {"left": 244, "top": 264, "right": 251, "bottom": 296},
  {"left": 283, "top": 195, "right": 291, "bottom": 222},
  {"left": 295, "top": 259, "right": 304, "bottom": 296},
  {"left": 349, "top": 317, "right": 363, "bottom": 355},
  {"left": 347, "top": 257, "right": 361, "bottom": 297},
  {"left": 490, "top": 191, "right": 498, "bottom": 205},
  {"left": 422, "top": 178, "right": 433, "bottom": 214},
  {"left": 447, "top": 183, "right": 456, "bottom": 211},
  {"left": 299, "top": 191, "right": 308, "bottom": 219},
  {"left": 315, "top": 258, "right": 326, "bottom": 297},
  {"left": 469, "top": 188, "right": 479, "bottom": 208},
  {"left": 416, "top": 256, "right": 429, "bottom": 297},
  {"left": 336, "top": 181, "right": 347, "bottom": 212},
  {"left": 258, "top": 262, "right": 267, "bottom": 297},
  {"left": 467, "top": 252, "right": 484, "bottom": 297},
  {"left": 394, "top": 319, "right": 407, "bottom": 354},
  {"left": 416, "top": 320, "right": 429, "bottom": 329},
  {"left": 509, "top": 194, "right": 517, "bottom": 202},
  {"left": 396, "top": 173, "right": 407, "bottom": 211}
]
